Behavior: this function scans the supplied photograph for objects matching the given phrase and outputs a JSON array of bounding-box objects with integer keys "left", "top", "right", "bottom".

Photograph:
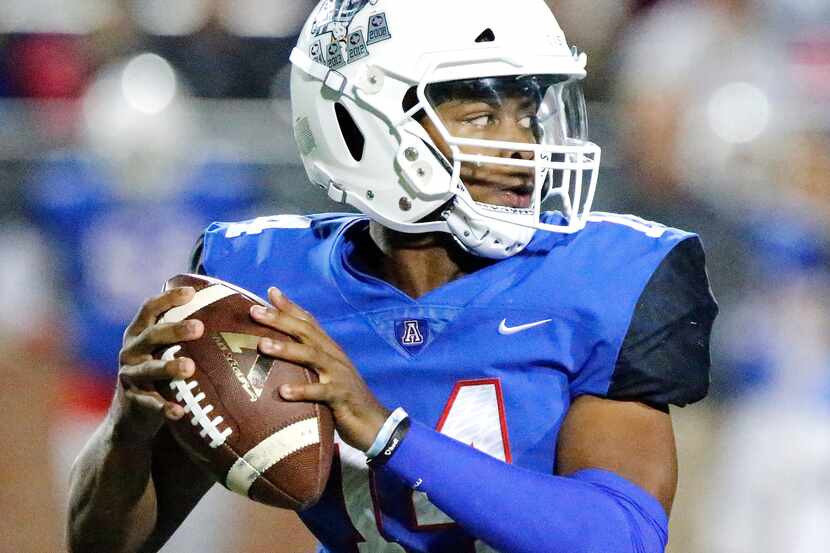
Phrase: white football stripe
[
  {"left": 160, "top": 284, "right": 236, "bottom": 324},
  {"left": 225, "top": 418, "right": 320, "bottom": 497}
]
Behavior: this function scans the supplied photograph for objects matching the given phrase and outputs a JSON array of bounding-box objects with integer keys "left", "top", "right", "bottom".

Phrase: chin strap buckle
[{"left": 322, "top": 69, "right": 347, "bottom": 96}]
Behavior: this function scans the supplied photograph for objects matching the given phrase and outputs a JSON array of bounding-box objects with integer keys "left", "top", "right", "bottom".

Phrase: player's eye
[
  {"left": 463, "top": 114, "right": 495, "bottom": 128},
  {"left": 518, "top": 115, "right": 538, "bottom": 130}
]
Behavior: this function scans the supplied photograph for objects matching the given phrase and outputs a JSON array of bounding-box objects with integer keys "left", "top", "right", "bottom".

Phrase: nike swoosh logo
[{"left": 498, "top": 318, "right": 553, "bottom": 335}]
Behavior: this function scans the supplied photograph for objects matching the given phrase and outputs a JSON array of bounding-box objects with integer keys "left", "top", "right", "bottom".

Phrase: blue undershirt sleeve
[{"left": 382, "top": 420, "right": 669, "bottom": 553}]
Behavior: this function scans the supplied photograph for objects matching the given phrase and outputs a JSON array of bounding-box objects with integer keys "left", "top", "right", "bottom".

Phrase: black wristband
[{"left": 367, "top": 417, "right": 411, "bottom": 467}]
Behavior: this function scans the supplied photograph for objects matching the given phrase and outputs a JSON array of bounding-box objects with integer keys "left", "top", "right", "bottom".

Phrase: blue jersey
[
  {"left": 26, "top": 155, "right": 267, "bottom": 377},
  {"left": 198, "top": 212, "right": 715, "bottom": 553}
]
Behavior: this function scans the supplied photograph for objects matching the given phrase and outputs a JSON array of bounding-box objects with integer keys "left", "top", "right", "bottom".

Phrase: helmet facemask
[{"left": 401, "top": 73, "right": 600, "bottom": 258}]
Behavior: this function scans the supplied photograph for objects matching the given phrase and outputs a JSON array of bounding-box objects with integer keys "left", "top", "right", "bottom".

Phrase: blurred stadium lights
[
  {"left": 128, "top": 0, "right": 210, "bottom": 37},
  {"left": 81, "top": 54, "right": 195, "bottom": 194},
  {"left": 218, "top": 0, "right": 317, "bottom": 38},
  {"left": 760, "top": 0, "right": 830, "bottom": 29},
  {"left": 0, "top": 0, "right": 113, "bottom": 34},
  {"left": 121, "top": 54, "right": 178, "bottom": 115},
  {"left": 707, "top": 82, "right": 771, "bottom": 145},
  {"left": 0, "top": 0, "right": 317, "bottom": 37},
  {"left": 79, "top": 52, "right": 305, "bottom": 167},
  {"left": 0, "top": 97, "right": 303, "bottom": 164}
]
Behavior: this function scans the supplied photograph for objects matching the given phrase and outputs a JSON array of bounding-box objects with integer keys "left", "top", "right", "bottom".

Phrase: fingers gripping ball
[{"left": 156, "top": 274, "right": 334, "bottom": 511}]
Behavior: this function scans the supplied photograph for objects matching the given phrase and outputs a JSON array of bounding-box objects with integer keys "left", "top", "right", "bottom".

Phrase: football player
[{"left": 67, "top": 1, "right": 717, "bottom": 552}]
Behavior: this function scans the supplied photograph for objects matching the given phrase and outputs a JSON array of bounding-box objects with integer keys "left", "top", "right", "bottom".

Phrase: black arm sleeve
[
  {"left": 608, "top": 237, "right": 718, "bottom": 407},
  {"left": 189, "top": 234, "right": 207, "bottom": 275}
]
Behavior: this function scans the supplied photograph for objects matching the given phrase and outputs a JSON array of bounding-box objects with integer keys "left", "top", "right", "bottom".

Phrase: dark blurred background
[{"left": 1, "top": 1, "right": 828, "bottom": 551}]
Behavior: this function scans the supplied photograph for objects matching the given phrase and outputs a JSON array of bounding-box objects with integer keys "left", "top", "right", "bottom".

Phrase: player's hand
[
  {"left": 251, "top": 287, "right": 391, "bottom": 452},
  {"left": 110, "top": 287, "right": 203, "bottom": 445}
]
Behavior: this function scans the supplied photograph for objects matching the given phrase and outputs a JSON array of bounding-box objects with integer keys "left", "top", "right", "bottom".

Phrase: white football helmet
[{"left": 290, "top": 0, "right": 601, "bottom": 258}]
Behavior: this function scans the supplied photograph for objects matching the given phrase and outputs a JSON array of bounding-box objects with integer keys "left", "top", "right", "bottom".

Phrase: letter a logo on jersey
[
  {"left": 402, "top": 320, "right": 424, "bottom": 345},
  {"left": 395, "top": 319, "right": 429, "bottom": 354}
]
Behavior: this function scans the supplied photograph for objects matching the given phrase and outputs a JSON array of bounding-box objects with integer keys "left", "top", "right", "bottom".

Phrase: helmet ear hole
[
  {"left": 474, "top": 28, "right": 496, "bottom": 43},
  {"left": 334, "top": 102, "right": 365, "bottom": 162}
]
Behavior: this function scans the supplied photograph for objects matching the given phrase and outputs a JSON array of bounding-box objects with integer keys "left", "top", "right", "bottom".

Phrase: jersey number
[
  {"left": 333, "top": 379, "right": 511, "bottom": 552},
  {"left": 223, "top": 215, "right": 311, "bottom": 238}
]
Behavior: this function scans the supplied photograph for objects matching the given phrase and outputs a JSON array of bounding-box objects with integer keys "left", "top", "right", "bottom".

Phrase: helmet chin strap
[{"left": 443, "top": 186, "right": 539, "bottom": 259}]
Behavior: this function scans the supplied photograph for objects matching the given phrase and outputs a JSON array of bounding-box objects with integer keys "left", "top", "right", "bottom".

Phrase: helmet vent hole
[
  {"left": 334, "top": 102, "right": 365, "bottom": 162},
  {"left": 475, "top": 28, "right": 496, "bottom": 43}
]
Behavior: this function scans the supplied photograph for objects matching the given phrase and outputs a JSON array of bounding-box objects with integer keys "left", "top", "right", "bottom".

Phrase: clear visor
[
  {"left": 429, "top": 74, "right": 588, "bottom": 136},
  {"left": 418, "top": 74, "right": 599, "bottom": 231}
]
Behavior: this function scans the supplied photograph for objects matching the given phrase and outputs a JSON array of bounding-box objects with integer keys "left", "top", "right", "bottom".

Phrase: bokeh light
[
  {"left": 707, "top": 82, "right": 771, "bottom": 144},
  {"left": 0, "top": 0, "right": 112, "bottom": 33},
  {"left": 121, "top": 53, "right": 178, "bottom": 115},
  {"left": 218, "top": 0, "right": 316, "bottom": 37},
  {"left": 129, "top": 0, "right": 209, "bottom": 36}
]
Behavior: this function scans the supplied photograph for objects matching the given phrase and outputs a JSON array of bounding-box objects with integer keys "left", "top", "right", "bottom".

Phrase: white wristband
[{"left": 365, "top": 407, "right": 408, "bottom": 459}]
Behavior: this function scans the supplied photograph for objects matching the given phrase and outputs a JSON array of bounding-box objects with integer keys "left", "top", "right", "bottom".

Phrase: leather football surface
[{"left": 156, "top": 273, "right": 334, "bottom": 511}]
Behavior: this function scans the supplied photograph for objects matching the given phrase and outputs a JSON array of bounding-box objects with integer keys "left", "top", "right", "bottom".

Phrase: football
[{"left": 155, "top": 273, "right": 334, "bottom": 511}]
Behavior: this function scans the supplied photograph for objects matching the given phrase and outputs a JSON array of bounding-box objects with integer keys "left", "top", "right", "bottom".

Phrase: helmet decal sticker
[
  {"left": 325, "top": 41, "right": 347, "bottom": 69},
  {"left": 346, "top": 30, "right": 369, "bottom": 63},
  {"left": 309, "top": 0, "right": 389, "bottom": 69},
  {"left": 366, "top": 13, "right": 391, "bottom": 45},
  {"left": 311, "top": 0, "right": 377, "bottom": 40},
  {"left": 309, "top": 41, "right": 326, "bottom": 65}
]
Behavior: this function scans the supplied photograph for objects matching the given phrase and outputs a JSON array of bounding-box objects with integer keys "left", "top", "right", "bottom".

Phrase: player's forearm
[
  {"left": 382, "top": 421, "right": 668, "bottom": 553},
  {"left": 67, "top": 417, "right": 158, "bottom": 553}
]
